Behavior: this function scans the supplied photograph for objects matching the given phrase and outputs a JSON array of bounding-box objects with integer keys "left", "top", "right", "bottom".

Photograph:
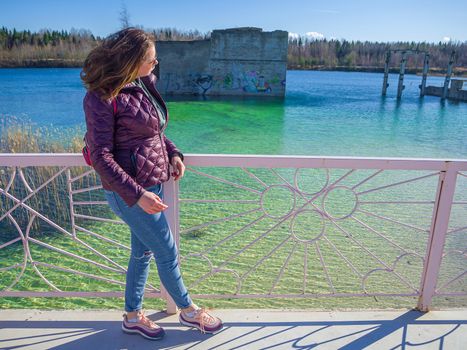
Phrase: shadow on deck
[{"left": 0, "top": 308, "right": 466, "bottom": 349}]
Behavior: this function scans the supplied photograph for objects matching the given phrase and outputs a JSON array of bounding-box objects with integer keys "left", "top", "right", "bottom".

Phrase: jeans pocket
[
  {"left": 105, "top": 191, "right": 124, "bottom": 218},
  {"left": 146, "top": 183, "right": 162, "bottom": 195}
]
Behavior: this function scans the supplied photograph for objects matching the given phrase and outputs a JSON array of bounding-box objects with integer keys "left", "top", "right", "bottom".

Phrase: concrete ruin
[
  {"left": 425, "top": 79, "right": 467, "bottom": 102},
  {"left": 382, "top": 49, "right": 466, "bottom": 102},
  {"left": 155, "top": 27, "right": 288, "bottom": 97}
]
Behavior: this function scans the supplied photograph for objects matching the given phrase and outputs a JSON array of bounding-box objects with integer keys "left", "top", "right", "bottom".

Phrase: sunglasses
[{"left": 146, "top": 56, "right": 159, "bottom": 65}]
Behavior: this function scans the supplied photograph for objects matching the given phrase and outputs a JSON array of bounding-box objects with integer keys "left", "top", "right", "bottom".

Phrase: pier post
[
  {"left": 442, "top": 51, "right": 455, "bottom": 100},
  {"left": 397, "top": 51, "right": 407, "bottom": 99},
  {"left": 382, "top": 51, "right": 391, "bottom": 96},
  {"left": 419, "top": 53, "right": 430, "bottom": 97}
]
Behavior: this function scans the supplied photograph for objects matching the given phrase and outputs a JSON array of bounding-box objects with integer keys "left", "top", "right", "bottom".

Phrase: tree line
[
  {"left": 288, "top": 37, "right": 466, "bottom": 75},
  {"left": 0, "top": 27, "right": 465, "bottom": 75},
  {"left": 0, "top": 27, "right": 209, "bottom": 67}
]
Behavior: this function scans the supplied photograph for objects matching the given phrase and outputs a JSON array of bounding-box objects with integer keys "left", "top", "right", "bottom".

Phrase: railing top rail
[{"left": 0, "top": 153, "right": 467, "bottom": 171}]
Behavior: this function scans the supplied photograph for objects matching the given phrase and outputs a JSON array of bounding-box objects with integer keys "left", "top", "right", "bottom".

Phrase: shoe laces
[
  {"left": 127, "top": 310, "right": 160, "bottom": 329},
  {"left": 193, "top": 308, "right": 216, "bottom": 334}
]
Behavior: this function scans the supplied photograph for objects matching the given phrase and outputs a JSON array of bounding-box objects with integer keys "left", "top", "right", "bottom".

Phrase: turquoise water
[
  {"left": 0, "top": 69, "right": 465, "bottom": 308},
  {"left": 0, "top": 68, "right": 465, "bottom": 158}
]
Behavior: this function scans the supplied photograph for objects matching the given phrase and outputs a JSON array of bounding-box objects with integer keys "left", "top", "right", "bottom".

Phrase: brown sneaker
[
  {"left": 122, "top": 311, "right": 165, "bottom": 340},
  {"left": 179, "top": 308, "right": 223, "bottom": 334}
]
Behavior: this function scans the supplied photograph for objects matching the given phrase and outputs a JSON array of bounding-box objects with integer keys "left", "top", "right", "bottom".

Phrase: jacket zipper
[{"left": 127, "top": 84, "right": 170, "bottom": 166}]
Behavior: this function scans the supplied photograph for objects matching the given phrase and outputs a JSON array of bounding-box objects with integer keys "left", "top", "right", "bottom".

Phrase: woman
[{"left": 81, "top": 28, "right": 222, "bottom": 340}]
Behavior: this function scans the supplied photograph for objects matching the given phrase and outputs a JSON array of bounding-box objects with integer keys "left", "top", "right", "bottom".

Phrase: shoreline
[
  {"left": 0, "top": 59, "right": 84, "bottom": 68},
  {"left": 288, "top": 65, "right": 467, "bottom": 77},
  {"left": 1, "top": 60, "right": 465, "bottom": 77}
]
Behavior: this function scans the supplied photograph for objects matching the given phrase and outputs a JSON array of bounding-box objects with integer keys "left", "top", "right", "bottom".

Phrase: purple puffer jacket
[{"left": 83, "top": 73, "right": 183, "bottom": 207}]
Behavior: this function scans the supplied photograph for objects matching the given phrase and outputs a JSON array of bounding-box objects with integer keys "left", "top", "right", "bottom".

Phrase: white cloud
[
  {"left": 305, "top": 31, "right": 325, "bottom": 40},
  {"left": 288, "top": 32, "right": 299, "bottom": 39},
  {"left": 289, "top": 31, "right": 326, "bottom": 40},
  {"left": 442, "top": 36, "right": 451, "bottom": 42}
]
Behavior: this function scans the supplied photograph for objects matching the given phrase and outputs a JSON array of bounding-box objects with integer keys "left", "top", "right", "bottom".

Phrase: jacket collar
[
  {"left": 141, "top": 73, "right": 157, "bottom": 86},
  {"left": 121, "top": 73, "right": 169, "bottom": 126},
  {"left": 122, "top": 73, "right": 157, "bottom": 89}
]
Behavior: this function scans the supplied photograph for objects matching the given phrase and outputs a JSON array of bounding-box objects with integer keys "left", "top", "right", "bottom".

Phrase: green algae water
[{"left": 164, "top": 71, "right": 467, "bottom": 159}]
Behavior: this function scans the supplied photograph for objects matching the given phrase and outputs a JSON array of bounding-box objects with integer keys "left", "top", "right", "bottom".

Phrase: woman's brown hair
[{"left": 80, "top": 28, "right": 155, "bottom": 100}]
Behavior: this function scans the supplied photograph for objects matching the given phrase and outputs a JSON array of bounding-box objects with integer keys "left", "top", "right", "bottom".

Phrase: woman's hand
[
  {"left": 171, "top": 156, "right": 185, "bottom": 181},
  {"left": 137, "top": 191, "right": 168, "bottom": 214}
]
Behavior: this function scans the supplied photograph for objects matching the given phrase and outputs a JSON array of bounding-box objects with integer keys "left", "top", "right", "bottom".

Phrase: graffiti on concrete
[
  {"left": 162, "top": 72, "right": 182, "bottom": 93},
  {"left": 162, "top": 67, "right": 279, "bottom": 95},
  {"left": 191, "top": 74, "right": 213, "bottom": 95},
  {"left": 255, "top": 75, "right": 271, "bottom": 93},
  {"left": 156, "top": 28, "right": 287, "bottom": 96},
  {"left": 221, "top": 64, "right": 273, "bottom": 93}
]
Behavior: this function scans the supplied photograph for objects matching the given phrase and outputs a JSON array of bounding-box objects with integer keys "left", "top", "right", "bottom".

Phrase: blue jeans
[{"left": 105, "top": 184, "right": 193, "bottom": 312}]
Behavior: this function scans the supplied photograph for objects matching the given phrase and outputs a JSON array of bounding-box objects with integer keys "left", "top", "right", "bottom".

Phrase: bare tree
[{"left": 119, "top": 2, "right": 131, "bottom": 29}]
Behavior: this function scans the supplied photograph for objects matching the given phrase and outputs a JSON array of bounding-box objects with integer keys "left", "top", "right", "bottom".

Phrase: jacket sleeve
[
  {"left": 84, "top": 92, "right": 145, "bottom": 206},
  {"left": 164, "top": 135, "right": 184, "bottom": 161}
]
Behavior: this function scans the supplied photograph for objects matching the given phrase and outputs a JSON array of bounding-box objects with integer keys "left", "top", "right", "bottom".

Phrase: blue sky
[{"left": 2, "top": 0, "right": 466, "bottom": 42}]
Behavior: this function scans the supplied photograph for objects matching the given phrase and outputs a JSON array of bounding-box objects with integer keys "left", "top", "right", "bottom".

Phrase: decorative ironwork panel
[
  {"left": 178, "top": 166, "right": 440, "bottom": 299},
  {"left": 0, "top": 165, "right": 161, "bottom": 297},
  {"left": 1, "top": 154, "right": 466, "bottom": 311}
]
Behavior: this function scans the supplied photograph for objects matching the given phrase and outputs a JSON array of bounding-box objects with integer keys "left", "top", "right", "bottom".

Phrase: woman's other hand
[
  {"left": 171, "top": 156, "right": 185, "bottom": 181},
  {"left": 137, "top": 191, "right": 168, "bottom": 214}
]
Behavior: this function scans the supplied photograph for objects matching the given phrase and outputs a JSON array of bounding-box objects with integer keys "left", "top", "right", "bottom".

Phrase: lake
[
  {"left": 0, "top": 68, "right": 466, "bottom": 159},
  {"left": 0, "top": 68, "right": 465, "bottom": 310}
]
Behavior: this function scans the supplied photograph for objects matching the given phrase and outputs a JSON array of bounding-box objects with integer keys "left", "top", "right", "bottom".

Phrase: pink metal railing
[{"left": 0, "top": 154, "right": 466, "bottom": 312}]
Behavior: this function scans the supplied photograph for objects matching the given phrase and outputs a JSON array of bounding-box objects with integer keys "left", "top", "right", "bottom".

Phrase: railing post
[
  {"left": 162, "top": 178, "right": 180, "bottom": 314},
  {"left": 417, "top": 166, "right": 458, "bottom": 311},
  {"left": 66, "top": 169, "right": 76, "bottom": 237}
]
